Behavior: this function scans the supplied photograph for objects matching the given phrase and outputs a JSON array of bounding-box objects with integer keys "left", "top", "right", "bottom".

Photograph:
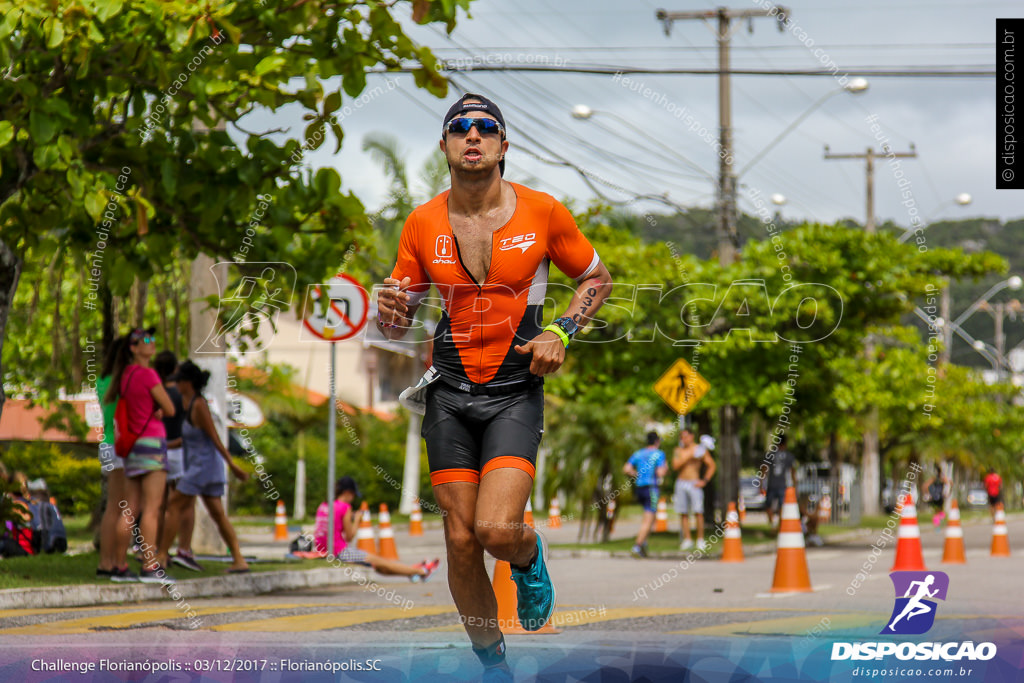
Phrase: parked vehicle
[
  {"left": 964, "top": 484, "right": 988, "bottom": 509},
  {"left": 796, "top": 463, "right": 857, "bottom": 515},
  {"left": 739, "top": 476, "right": 767, "bottom": 512}
]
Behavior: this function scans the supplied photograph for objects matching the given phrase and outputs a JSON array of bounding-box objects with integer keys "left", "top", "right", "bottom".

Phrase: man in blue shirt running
[{"left": 624, "top": 431, "right": 668, "bottom": 558}]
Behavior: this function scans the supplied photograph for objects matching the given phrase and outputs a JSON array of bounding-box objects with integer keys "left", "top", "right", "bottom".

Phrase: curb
[{"left": 0, "top": 567, "right": 357, "bottom": 610}]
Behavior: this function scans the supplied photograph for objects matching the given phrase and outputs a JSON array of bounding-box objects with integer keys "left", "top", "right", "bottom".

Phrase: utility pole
[
  {"left": 824, "top": 144, "right": 917, "bottom": 516},
  {"left": 823, "top": 145, "right": 917, "bottom": 233},
  {"left": 656, "top": 5, "right": 789, "bottom": 521}
]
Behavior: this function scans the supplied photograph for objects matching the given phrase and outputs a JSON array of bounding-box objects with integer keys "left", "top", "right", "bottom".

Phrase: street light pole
[
  {"left": 739, "top": 78, "right": 869, "bottom": 178},
  {"left": 823, "top": 143, "right": 917, "bottom": 516},
  {"left": 656, "top": 3, "right": 789, "bottom": 523}
]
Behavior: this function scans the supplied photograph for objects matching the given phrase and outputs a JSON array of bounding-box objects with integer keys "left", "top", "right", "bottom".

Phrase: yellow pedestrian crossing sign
[{"left": 654, "top": 358, "right": 710, "bottom": 415}]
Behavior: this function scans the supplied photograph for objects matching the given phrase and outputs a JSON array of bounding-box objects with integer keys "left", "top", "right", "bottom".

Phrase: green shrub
[{"left": 1, "top": 442, "right": 102, "bottom": 516}]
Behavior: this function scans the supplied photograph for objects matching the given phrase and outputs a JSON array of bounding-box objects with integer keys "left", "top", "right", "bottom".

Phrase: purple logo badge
[{"left": 881, "top": 571, "right": 949, "bottom": 635}]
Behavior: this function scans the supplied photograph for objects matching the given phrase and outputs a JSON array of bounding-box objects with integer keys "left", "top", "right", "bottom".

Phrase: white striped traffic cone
[
  {"left": 274, "top": 500, "right": 289, "bottom": 540},
  {"left": 377, "top": 503, "right": 399, "bottom": 560},
  {"left": 548, "top": 498, "right": 562, "bottom": 529},
  {"left": 941, "top": 499, "right": 966, "bottom": 564},
  {"left": 891, "top": 493, "right": 926, "bottom": 571},
  {"left": 356, "top": 501, "right": 376, "bottom": 553},
  {"left": 409, "top": 499, "right": 423, "bottom": 536},
  {"left": 769, "top": 487, "right": 812, "bottom": 592},
  {"left": 655, "top": 497, "right": 669, "bottom": 532},
  {"left": 991, "top": 503, "right": 1011, "bottom": 557},
  {"left": 721, "top": 502, "right": 744, "bottom": 562}
]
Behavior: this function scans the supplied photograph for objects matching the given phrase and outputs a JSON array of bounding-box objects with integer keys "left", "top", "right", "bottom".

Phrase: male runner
[
  {"left": 672, "top": 429, "right": 716, "bottom": 551},
  {"left": 376, "top": 93, "right": 612, "bottom": 679},
  {"left": 624, "top": 431, "right": 668, "bottom": 558}
]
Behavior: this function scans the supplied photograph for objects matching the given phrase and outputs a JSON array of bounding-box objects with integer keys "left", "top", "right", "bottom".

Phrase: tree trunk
[
  {"left": 133, "top": 278, "right": 148, "bottom": 328},
  {"left": 51, "top": 258, "right": 64, "bottom": 371},
  {"left": 100, "top": 280, "right": 115, "bottom": 355},
  {"left": 0, "top": 238, "right": 23, "bottom": 420},
  {"left": 71, "top": 268, "right": 83, "bottom": 387}
]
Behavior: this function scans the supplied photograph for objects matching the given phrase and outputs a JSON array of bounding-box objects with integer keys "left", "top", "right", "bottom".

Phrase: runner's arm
[
  {"left": 376, "top": 276, "right": 422, "bottom": 340},
  {"left": 513, "top": 261, "right": 613, "bottom": 376}
]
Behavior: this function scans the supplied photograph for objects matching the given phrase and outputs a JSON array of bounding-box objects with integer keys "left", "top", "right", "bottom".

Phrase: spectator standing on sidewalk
[
  {"left": 104, "top": 327, "right": 175, "bottom": 583},
  {"left": 672, "top": 430, "right": 716, "bottom": 552},
  {"left": 624, "top": 432, "right": 667, "bottom": 558},
  {"left": 155, "top": 361, "right": 250, "bottom": 574},
  {"left": 153, "top": 351, "right": 200, "bottom": 572},
  {"left": 96, "top": 335, "right": 138, "bottom": 581}
]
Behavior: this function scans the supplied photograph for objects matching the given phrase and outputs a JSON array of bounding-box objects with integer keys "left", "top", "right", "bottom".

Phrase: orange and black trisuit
[{"left": 392, "top": 183, "right": 601, "bottom": 486}]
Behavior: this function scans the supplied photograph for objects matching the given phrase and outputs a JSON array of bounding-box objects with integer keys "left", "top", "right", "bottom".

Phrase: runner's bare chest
[{"left": 449, "top": 196, "right": 517, "bottom": 285}]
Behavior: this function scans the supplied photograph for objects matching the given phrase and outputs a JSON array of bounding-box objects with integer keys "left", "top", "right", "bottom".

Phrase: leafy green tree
[
  {"left": 361, "top": 132, "right": 447, "bottom": 280},
  {"left": 542, "top": 212, "right": 1005, "bottom": 519},
  {"left": 0, "top": 0, "right": 471, "bottom": 416}
]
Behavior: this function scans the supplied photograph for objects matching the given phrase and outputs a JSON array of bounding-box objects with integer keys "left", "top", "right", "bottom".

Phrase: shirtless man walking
[{"left": 672, "top": 429, "right": 716, "bottom": 552}]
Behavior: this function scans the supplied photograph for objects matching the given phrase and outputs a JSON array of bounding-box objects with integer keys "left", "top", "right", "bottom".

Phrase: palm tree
[
  {"left": 362, "top": 133, "right": 449, "bottom": 281},
  {"left": 543, "top": 398, "right": 645, "bottom": 543}
]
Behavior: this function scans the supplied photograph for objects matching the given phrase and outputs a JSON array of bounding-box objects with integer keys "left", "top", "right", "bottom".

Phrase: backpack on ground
[{"left": 29, "top": 499, "right": 67, "bottom": 554}]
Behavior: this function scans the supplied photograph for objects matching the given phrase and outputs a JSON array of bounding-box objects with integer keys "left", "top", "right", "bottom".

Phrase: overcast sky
[{"left": 251, "top": 0, "right": 1017, "bottom": 228}]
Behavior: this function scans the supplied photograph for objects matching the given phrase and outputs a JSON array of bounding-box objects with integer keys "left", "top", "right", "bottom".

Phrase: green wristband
[{"left": 543, "top": 324, "right": 570, "bottom": 348}]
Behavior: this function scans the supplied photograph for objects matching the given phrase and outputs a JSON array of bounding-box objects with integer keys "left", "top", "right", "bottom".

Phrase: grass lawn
[
  {"left": 551, "top": 503, "right": 1000, "bottom": 555},
  {"left": 0, "top": 550, "right": 325, "bottom": 591}
]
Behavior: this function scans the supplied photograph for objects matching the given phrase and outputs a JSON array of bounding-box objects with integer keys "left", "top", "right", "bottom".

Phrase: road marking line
[
  {"left": 417, "top": 607, "right": 820, "bottom": 632},
  {"left": 209, "top": 606, "right": 455, "bottom": 632},
  {"left": 0, "top": 606, "right": 264, "bottom": 636},
  {"left": 671, "top": 613, "right": 876, "bottom": 637},
  {"left": 0, "top": 608, "right": 73, "bottom": 619},
  {"left": 755, "top": 584, "right": 831, "bottom": 598}
]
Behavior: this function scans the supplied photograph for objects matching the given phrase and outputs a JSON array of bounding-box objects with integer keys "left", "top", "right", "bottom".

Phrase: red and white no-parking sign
[{"left": 302, "top": 273, "right": 369, "bottom": 341}]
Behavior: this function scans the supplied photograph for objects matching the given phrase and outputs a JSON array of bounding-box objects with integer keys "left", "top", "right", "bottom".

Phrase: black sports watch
[{"left": 551, "top": 316, "right": 579, "bottom": 340}]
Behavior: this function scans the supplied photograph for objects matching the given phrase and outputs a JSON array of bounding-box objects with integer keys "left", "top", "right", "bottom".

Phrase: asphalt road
[{"left": 1, "top": 514, "right": 1022, "bottom": 682}]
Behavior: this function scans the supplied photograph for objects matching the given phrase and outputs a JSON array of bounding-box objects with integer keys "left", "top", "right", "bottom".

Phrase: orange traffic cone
[
  {"left": 655, "top": 497, "right": 669, "bottom": 532},
  {"left": 409, "top": 499, "right": 424, "bottom": 536},
  {"left": 941, "top": 499, "right": 966, "bottom": 564},
  {"left": 720, "top": 502, "right": 744, "bottom": 563},
  {"left": 491, "top": 501, "right": 560, "bottom": 635},
  {"left": 891, "top": 493, "right": 927, "bottom": 571},
  {"left": 770, "top": 487, "right": 812, "bottom": 592},
  {"left": 356, "top": 501, "right": 376, "bottom": 554},
  {"left": 991, "top": 503, "right": 1011, "bottom": 557},
  {"left": 377, "top": 503, "right": 399, "bottom": 560},
  {"left": 737, "top": 496, "right": 746, "bottom": 525},
  {"left": 274, "top": 499, "right": 289, "bottom": 540},
  {"left": 548, "top": 498, "right": 562, "bottom": 529},
  {"left": 817, "top": 494, "right": 832, "bottom": 526}
]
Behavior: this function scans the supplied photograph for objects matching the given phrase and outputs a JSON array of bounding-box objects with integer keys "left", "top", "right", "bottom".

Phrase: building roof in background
[{"left": 0, "top": 399, "right": 101, "bottom": 443}]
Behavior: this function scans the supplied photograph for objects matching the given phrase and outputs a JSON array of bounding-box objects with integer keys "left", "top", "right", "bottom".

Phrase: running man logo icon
[{"left": 881, "top": 571, "right": 949, "bottom": 635}]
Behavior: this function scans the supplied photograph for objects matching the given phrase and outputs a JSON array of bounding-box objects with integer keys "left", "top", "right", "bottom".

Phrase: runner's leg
[{"left": 435, "top": 482, "right": 499, "bottom": 648}]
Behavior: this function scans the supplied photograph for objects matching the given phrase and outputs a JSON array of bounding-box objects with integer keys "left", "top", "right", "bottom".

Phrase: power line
[{"left": 427, "top": 65, "right": 995, "bottom": 77}]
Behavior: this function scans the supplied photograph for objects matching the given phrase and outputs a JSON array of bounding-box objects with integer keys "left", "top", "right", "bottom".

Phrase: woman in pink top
[
  {"left": 314, "top": 476, "right": 440, "bottom": 582},
  {"left": 104, "top": 327, "right": 176, "bottom": 583}
]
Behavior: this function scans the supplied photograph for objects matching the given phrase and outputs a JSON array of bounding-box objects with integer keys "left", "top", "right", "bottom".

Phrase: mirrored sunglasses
[{"left": 444, "top": 117, "right": 504, "bottom": 137}]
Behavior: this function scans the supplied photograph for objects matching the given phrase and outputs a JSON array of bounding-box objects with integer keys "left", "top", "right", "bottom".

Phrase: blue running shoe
[{"left": 509, "top": 531, "right": 555, "bottom": 632}]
